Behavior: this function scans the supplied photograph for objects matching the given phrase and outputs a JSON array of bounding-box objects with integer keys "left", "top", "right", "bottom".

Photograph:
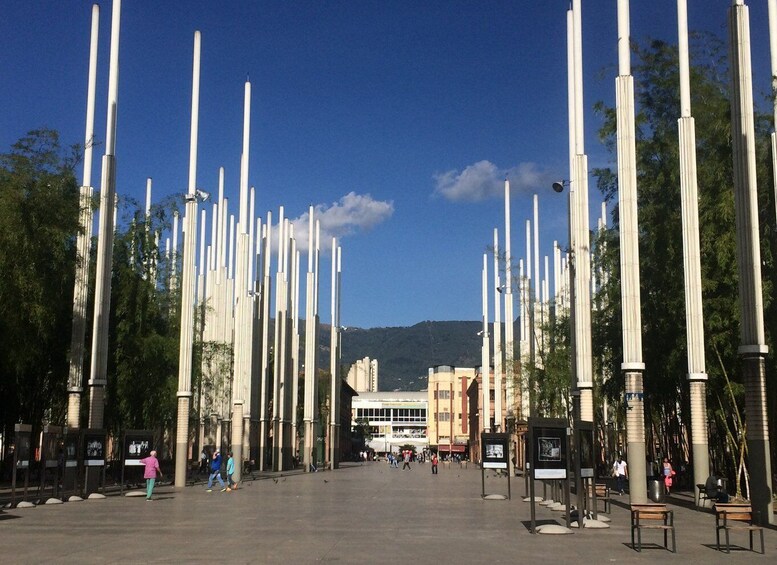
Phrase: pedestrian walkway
[{"left": 1, "top": 462, "right": 773, "bottom": 563}]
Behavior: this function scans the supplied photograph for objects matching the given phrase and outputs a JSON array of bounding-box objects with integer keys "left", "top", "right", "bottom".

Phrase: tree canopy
[{"left": 592, "top": 37, "right": 776, "bottom": 483}]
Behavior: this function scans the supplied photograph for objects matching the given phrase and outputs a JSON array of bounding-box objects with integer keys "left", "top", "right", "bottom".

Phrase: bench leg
[
  {"left": 759, "top": 529, "right": 764, "bottom": 555},
  {"left": 631, "top": 526, "right": 636, "bottom": 551},
  {"left": 637, "top": 528, "right": 642, "bottom": 552},
  {"left": 671, "top": 527, "right": 676, "bottom": 553},
  {"left": 725, "top": 528, "right": 730, "bottom": 554},
  {"left": 716, "top": 527, "right": 721, "bottom": 552}
]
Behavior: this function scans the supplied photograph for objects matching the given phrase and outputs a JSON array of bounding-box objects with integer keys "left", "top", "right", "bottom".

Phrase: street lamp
[{"left": 552, "top": 180, "right": 569, "bottom": 193}]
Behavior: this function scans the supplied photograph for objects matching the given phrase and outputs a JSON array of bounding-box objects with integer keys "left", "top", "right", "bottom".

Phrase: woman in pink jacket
[{"left": 140, "top": 450, "right": 163, "bottom": 501}]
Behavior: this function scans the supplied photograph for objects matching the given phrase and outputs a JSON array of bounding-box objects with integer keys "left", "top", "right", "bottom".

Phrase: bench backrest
[
  {"left": 631, "top": 504, "right": 668, "bottom": 521},
  {"left": 588, "top": 483, "right": 609, "bottom": 496},
  {"left": 715, "top": 504, "right": 753, "bottom": 523}
]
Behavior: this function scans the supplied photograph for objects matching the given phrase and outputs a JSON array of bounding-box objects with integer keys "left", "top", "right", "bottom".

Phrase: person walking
[
  {"left": 402, "top": 450, "right": 412, "bottom": 470},
  {"left": 207, "top": 450, "right": 226, "bottom": 492},
  {"left": 199, "top": 449, "right": 208, "bottom": 475},
  {"left": 662, "top": 457, "right": 675, "bottom": 495},
  {"left": 226, "top": 452, "right": 237, "bottom": 491},
  {"left": 139, "top": 450, "right": 162, "bottom": 501},
  {"left": 612, "top": 455, "right": 628, "bottom": 495},
  {"left": 431, "top": 453, "right": 438, "bottom": 475}
]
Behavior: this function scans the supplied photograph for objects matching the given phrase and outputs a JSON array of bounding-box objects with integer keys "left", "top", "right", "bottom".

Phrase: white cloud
[
  {"left": 433, "top": 160, "right": 553, "bottom": 202},
  {"left": 285, "top": 192, "right": 394, "bottom": 253}
]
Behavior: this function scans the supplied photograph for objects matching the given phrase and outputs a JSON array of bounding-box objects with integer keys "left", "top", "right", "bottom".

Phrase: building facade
[
  {"left": 351, "top": 391, "right": 427, "bottom": 455},
  {"left": 346, "top": 357, "right": 379, "bottom": 392},
  {"left": 466, "top": 367, "right": 507, "bottom": 463},
  {"left": 427, "top": 365, "right": 476, "bottom": 458}
]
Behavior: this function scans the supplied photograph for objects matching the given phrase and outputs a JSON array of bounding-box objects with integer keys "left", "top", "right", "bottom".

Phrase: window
[{"left": 439, "top": 390, "right": 450, "bottom": 400}]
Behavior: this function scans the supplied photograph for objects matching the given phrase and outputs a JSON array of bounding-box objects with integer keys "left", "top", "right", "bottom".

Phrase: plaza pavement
[{"left": 1, "top": 460, "right": 774, "bottom": 564}]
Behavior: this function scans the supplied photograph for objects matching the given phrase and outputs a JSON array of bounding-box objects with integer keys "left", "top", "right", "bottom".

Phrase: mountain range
[{"left": 317, "top": 320, "right": 484, "bottom": 391}]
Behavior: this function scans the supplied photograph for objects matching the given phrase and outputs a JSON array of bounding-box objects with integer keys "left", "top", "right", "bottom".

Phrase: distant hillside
[{"left": 317, "top": 321, "right": 483, "bottom": 391}]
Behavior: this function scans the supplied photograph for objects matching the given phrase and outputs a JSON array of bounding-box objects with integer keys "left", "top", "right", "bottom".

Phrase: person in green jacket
[{"left": 226, "top": 452, "right": 238, "bottom": 491}]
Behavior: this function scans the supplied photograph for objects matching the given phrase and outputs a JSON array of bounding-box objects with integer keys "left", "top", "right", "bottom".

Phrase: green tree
[
  {"left": 105, "top": 200, "right": 181, "bottom": 445},
  {"left": 0, "top": 129, "right": 80, "bottom": 437},
  {"left": 592, "top": 36, "right": 776, "bottom": 487}
]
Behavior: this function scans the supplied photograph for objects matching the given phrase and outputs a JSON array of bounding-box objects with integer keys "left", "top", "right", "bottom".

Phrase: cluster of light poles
[
  {"left": 64, "top": 1, "right": 346, "bottom": 490},
  {"left": 480, "top": 0, "right": 773, "bottom": 525}
]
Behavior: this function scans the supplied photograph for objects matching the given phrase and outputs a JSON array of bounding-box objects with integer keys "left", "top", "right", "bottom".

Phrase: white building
[
  {"left": 346, "top": 357, "right": 379, "bottom": 392},
  {"left": 351, "top": 391, "right": 428, "bottom": 455}
]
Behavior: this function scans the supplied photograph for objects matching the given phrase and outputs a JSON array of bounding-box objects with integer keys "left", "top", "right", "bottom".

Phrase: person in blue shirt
[
  {"left": 206, "top": 450, "right": 226, "bottom": 492},
  {"left": 226, "top": 452, "right": 237, "bottom": 491}
]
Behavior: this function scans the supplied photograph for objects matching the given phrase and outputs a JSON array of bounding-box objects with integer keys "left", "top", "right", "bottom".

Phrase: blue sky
[{"left": 1, "top": 1, "right": 774, "bottom": 329}]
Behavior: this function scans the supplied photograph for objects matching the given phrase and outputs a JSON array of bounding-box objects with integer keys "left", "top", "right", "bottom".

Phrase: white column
[
  {"left": 493, "top": 229, "right": 502, "bottom": 431},
  {"left": 87, "top": 0, "right": 121, "bottom": 432},
  {"left": 481, "top": 254, "right": 491, "bottom": 433},
  {"left": 174, "top": 30, "right": 201, "bottom": 488},
  {"left": 67, "top": 3, "right": 99, "bottom": 430},
  {"left": 676, "top": 0, "right": 710, "bottom": 507},
  {"left": 503, "top": 179, "right": 515, "bottom": 426},
  {"left": 615, "top": 0, "right": 647, "bottom": 503},
  {"left": 729, "top": 0, "right": 773, "bottom": 525},
  {"left": 303, "top": 206, "right": 318, "bottom": 471}
]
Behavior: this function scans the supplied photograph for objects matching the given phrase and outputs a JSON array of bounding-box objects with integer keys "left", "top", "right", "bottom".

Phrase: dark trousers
[
  {"left": 432, "top": 465, "right": 438, "bottom": 474},
  {"left": 402, "top": 462, "right": 411, "bottom": 470}
]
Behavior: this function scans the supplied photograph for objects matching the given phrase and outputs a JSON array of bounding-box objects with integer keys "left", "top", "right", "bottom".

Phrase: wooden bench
[
  {"left": 715, "top": 503, "right": 764, "bottom": 554},
  {"left": 630, "top": 503, "right": 675, "bottom": 553},
  {"left": 588, "top": 483, "right": 611, "bottom": 514}
]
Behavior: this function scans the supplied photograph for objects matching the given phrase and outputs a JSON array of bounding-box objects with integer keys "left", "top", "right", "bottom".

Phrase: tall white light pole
[
  {"left": 493, "top": 229, "right": 503, "bottom": 431},
  {"left": 503, "top": 179, "right": 515, "bottom": 430},
  {"left": 481, "top": 253, "right": 491, "bottom": 433},
  {"left": 174, "top": 30, "right": 201, "bottom": 488},
  {"left": 328, "top": 239, "right": 342, "bottom": 468},
  {"left": 303, "top": 206, "right": 319, "bottom": 471},
  {"left": 571, "top": 0, "right": 594, "bottom": 423},
  {"left": 614, "top": 0, "right": 647, "bottom": 503},
  {"left": 87, "top": 0, "right": 121, "bottom": 431},
  {"left": 68, "top": 4, "right": 99, "bottom": 430},
  {"left": 676, "top": 0, "right": 710, "bottom": 506},
  {"left": 231, "top": 80, "right": 251, "bottom": 483},
  {"left": 729, "top": 0, "right": 773, "bottom": 525},
  {"left": 258, "top": 211, "right": 273, "bottom": 469}
]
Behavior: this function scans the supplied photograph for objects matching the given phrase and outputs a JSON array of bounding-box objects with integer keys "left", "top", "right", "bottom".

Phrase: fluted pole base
[
  {"left": 67, "top": 392, "right": 81, "bottom": 430},
  {"left": 231, "top": 403, "right": 244, "bottom": 484},
  {"left": 259, "top": 419, "right": 269, "bottom": 470},
  {"left": 303, "top": 420, "right": 318, "bottom": 471},
  {"left": 174, "top": 395, "right": 190, "bottom": 488},
  {"left": 689, "top": 380, "right": 709, "bottom": 507},
  {"left": 624, "top": 369, "right": 647, "bottom": 504},
  {"left": 742, "top": 353, "right": 774, "bottom": 525}
]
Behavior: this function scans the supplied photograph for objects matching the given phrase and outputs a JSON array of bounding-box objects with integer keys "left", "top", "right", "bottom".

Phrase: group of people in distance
[{"left": 611, "top": 454, "right": 729, "bottom": 502}]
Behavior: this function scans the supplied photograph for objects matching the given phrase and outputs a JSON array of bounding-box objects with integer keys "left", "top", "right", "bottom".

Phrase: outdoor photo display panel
[
  {"left": 64, "top": 433, "right": 79, "bottom": 468},
  {"left": 42, "top": 428, "right": 61, "bottom": 468},
  {"left": 83, "top": 430, "right": 106, "bottom": 467},
  {"left": 577, "top": 421, "right": 594, "bottom": 478},
  {"left": 481, "top": 433, "right": 509, "bottom": 469},
  {"left": 15, "top": 426, "right": 32, "bottom": 469},
  {"left": 530, "top": 420, "right": 568, "bottom": 479},
  {"left": 123, "top": 430, "right": 153, "bottom": 465}
]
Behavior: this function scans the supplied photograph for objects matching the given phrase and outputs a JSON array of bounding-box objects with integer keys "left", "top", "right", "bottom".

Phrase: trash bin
[{"left": 649, "top": 479, "right": 664, "bottom": 503}]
